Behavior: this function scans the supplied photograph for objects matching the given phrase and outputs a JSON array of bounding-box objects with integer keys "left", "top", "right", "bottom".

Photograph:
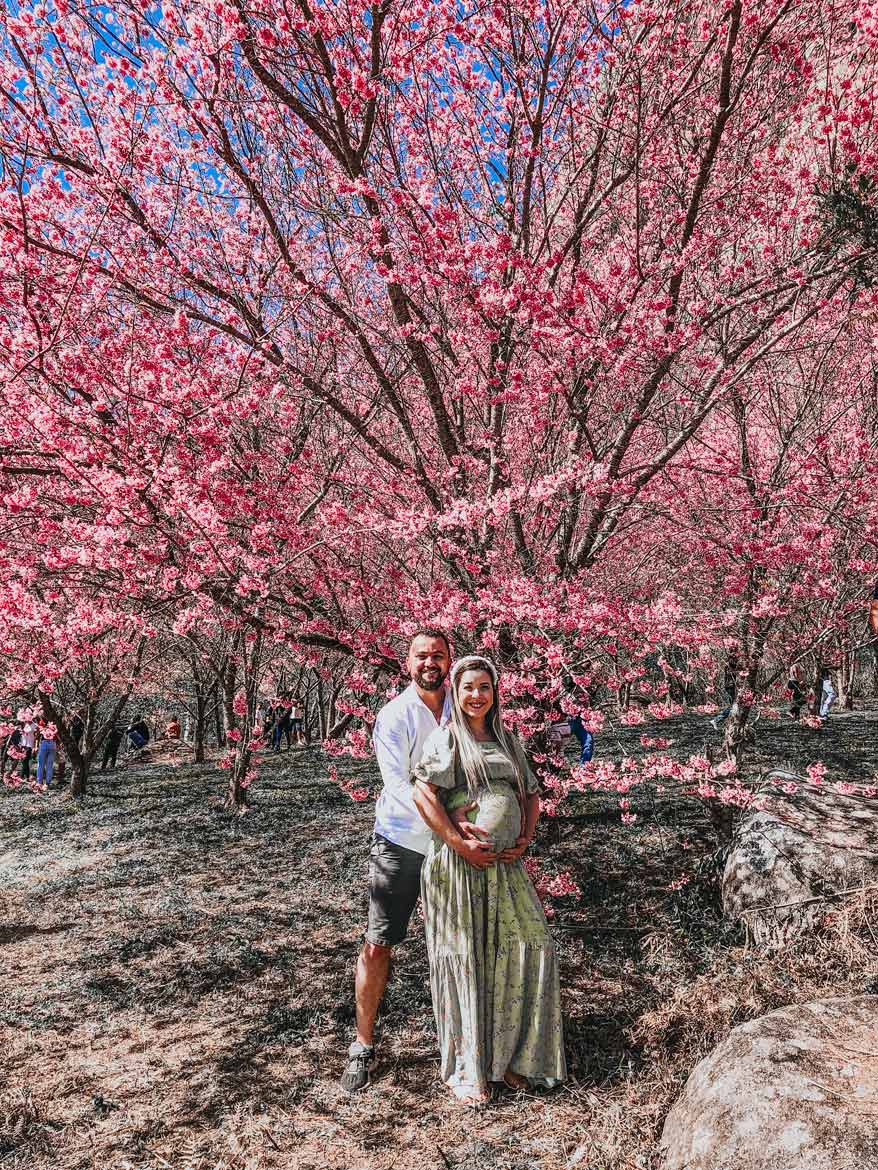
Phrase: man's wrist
[{"left": 443, "top": 825, "right": 465, "bottom": 851}]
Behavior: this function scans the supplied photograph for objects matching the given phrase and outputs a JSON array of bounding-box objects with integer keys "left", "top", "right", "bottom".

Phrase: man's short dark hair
[{"left": 409, "top": 627, "right": 452, "bottom": 656}]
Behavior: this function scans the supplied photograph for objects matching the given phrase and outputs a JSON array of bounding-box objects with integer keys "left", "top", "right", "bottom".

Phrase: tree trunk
[
  {"left": 303, "top": 693, "right": 312, "bottom": 744},
  {"left": 225, "top": 750, "right": 251, "bottom": 811},
  {"left": 809, "top": 664, "right": 822, "bottom": 714},
  {"left": 315, "top": 673, "right": 326, "bottom": 739},
  {"left": 223, "top": 632, "right": 261, "bottom": 812},
  {"left": 327, "top": 712, "right": 355, "bottom": 739},
  {"left": 212, "top": 683, "right": 225, "bottom": 746},
  {"left": 722, "top": 699, "right": 756, "bottom": 767},
  {"left": 327, "top": 682, "right": 340, "bottom": 737},
  {"left": 222, "top": 655, "right": 238, "bottom": 741},
  {"left": 838, "top": 651, "right": 855, "bottom": 710},
  {"left": 70, "top": 759, "right": 88, "bottom": 798},
  {"left": 38, "top": 638, "right": 145, "bottom": 799},
  {"left": 194, "top": 691, "right": 207, "bottom": 763}
]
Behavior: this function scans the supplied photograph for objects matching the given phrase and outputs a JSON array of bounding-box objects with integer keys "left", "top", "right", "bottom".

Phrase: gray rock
[
  {"left": 660, "top": 996, "right": 878, "bottom": 1170},
  {"left": 722, "top": 771, "right": 878, "bottom": 945}
]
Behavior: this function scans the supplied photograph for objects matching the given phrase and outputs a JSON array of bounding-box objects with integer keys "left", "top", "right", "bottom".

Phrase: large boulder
[
  {"left": 722, "top": 771, "right": 878, "bottom": 944},
  {"left": 660, "top": 996, "right": 878, "bottom": 1170}
]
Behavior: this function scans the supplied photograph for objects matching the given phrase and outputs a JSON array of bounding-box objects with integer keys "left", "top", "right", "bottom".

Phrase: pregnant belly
[{"left": 469, "top": 785, "right": 521, "bottom": 852}]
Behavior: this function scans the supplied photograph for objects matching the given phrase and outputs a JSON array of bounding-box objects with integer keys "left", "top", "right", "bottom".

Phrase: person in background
[
  {"left": 19, "top": 718, "right": 36, "bottom": 780},
  {"left": 568, "top": 713, "right": 594, "bottom": 764},
  {"left": 0, "top": 707, "right": 14, "bottom": 779},
  {"left": 869, "top": 580, "right": 878, "bottom": 640},
  {"left": 290, "top": 694, "right": 305, "bottom": 745},
  {"left": 562, "top": 673, "right": 595, "bottom": 764},
  {"left": 818, "top": 668, "right": 836, "bottom": 720},
  {"left": 786, "top": 664, "right": 805, "bottom": 721},
  {"left": 5, "top": 722, "right": 23, "bottom": 779},
  {"left": 102, "top": 722, "right": 125, "bottom": 770},
  {"left": 127, "top": 714, "right": 150, "bottom": 752},
  {"left": 36, "top": 721, "right": 56, "bottom": 791},
  {"left": 165, "top": 716, "right": 181, "bottom": 739},
  {"left": 70, "top": 711, "right": 85, "bottom": 747},
  {"left": 564, "top": 673, "right": 599, "bottom": 762},
  {"left": 269, "top": 699, "right": 280, "bottom": 750},
  {"left": 271, "top": 697, "right": 292, "bottom": 752},
  {"left": 710, "top": 654, "right": 739, "bottom": 731},
  {"left": 258, "top": 700, "right": 273, "bottom": 739}
]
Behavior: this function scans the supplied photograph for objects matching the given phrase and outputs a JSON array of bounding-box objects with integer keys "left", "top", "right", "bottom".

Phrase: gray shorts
[{"left": 365, "top": 833, "right": 424, "bottom": 947}]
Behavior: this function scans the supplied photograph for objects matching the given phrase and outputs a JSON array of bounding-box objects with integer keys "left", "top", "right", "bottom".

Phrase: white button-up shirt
[{"left": 373, "top": 682, "right": 451, "bottom": 855}]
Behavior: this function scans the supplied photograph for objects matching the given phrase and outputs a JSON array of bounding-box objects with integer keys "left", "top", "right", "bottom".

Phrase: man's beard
[{"left": 415, "top": 667, "right": 446, "bottom": 691}]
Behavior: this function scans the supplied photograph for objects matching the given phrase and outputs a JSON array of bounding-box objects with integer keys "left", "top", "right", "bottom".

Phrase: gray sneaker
[{"left": 340, "top": 1041, "right": 374, "bottom": 1092}]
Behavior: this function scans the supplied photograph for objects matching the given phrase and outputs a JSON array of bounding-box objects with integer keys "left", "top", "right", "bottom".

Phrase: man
[
  {"left": 786, "top": 663, "right": 805, "bottom": 721},
  {"left": 101, "top": 721, "right": 125, "bottom": 770},
  {"left": 5, "top": 722, "right": 23, "bottom": 779},
  {"left": 271, "top": 697, "right": 292, "bottom": 752},
  {"left": 340, "top": 629, "right": 494, "bottom": 1092}
]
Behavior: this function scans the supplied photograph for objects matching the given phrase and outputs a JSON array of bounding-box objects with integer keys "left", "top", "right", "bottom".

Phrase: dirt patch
[{"left": 2, "top": 711, "right": 877, "bottom": 1169}]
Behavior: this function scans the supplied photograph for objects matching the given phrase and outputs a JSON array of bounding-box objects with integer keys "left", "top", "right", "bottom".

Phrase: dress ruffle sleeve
[{"left": 411, "top": 725, "right": 457, "bottom": 790}]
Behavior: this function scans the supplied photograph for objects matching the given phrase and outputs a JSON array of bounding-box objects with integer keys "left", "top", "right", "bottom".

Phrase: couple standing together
[{"left": 341, "top": 630, "right": 566, "bottom": 1105}]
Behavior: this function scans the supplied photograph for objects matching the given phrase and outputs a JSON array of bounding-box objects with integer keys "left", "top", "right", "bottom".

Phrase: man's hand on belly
[{"left": 451, "top": 836, "right": 499, "bottom": 869}]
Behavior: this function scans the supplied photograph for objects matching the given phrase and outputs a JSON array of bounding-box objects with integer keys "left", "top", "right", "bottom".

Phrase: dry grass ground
[{"left": 2, "top": 709, "right": 877, "bottom": 1170}]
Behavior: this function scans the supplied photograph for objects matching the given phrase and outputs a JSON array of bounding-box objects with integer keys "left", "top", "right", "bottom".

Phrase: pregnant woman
[{"left": 412, "top": 655, "right": 566, "bottom": 1105}]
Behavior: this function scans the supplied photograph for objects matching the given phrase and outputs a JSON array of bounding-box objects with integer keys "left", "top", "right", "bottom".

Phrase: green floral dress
[{"left": 412, "top": 726, "right": 566, "bottom": 1097}]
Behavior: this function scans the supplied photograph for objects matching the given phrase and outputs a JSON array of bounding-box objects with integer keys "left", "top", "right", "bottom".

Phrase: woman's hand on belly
[
  {"left": 497, "top": 834, "right": 531, "bottom": 862},
  {"left": 448, "top": 800, "right": 493, "bottom": 844},
  {"left": 470, "top": 788, "right": 522, "bottom": 853}
]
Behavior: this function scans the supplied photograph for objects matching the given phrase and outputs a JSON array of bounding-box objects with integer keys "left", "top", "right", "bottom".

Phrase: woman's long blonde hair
[{"left": 448, "top": 655, "right": 526, "bottom": 800}]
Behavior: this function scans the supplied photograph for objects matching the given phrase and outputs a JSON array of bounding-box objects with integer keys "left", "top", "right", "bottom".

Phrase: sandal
[{"left": 502, "top": 1071, "right": 529, "bottom": 1091}]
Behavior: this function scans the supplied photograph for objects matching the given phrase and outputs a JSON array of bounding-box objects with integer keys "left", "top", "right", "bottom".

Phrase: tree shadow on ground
[{"left": 0, "top": 921, "right": 75, "bottom": 945}]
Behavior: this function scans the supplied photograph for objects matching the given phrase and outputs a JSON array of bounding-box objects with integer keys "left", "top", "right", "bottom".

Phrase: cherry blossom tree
[
  {"left": 635, "top": 314, "right": 878, "bottom": 754},
  {"left": 2, "top": 0, "right": 878, "bottom": 808}
]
